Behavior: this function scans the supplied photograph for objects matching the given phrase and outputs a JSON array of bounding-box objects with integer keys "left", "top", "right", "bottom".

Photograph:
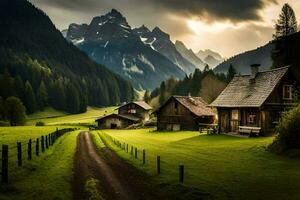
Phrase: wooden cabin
[
  {"left": 155, "top": 96, "right": 216, "bottom": 131},
  {"left": 210, "top": 65, "right": 298, "bottom": 136},
  {"left": 95, "top": 101, "right": 152, "bottom": 129}
]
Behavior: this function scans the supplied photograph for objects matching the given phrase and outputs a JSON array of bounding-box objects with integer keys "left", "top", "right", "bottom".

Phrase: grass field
[
  {"left": 27, "top": 106, "right": 116, "bottom": 126},
  {"left": 97, "top": 128, "right": 300, "bottom": 200},
  {"left": 0, "top": 127, "right": 80, "bottom": 200}
]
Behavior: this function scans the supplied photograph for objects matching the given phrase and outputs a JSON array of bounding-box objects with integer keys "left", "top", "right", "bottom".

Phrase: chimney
[{"left": 250, "top": 64, "right": 260, "bottom": 79}]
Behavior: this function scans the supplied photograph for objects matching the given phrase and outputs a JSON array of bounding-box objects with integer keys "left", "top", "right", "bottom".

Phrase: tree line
[{"left": 145, "top": 65, "right": 236, "bottom": 107}]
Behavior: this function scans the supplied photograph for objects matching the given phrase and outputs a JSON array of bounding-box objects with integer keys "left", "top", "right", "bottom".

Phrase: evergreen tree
[
  {"left": 14, "top": 75, "right": 25, "bottom": 100},
  {"left": 143, "top": 90, "right": 151, "bottom": 103},
  {"left": 159, "top": 81, "right": 166, "bottom": 105},
  {"left": 4, "top": 96, "right": 26, "bottom": 126},
  {"left": 273, "top": 3, "right": 298, "bottom": 39},
  {"left": 227, "top": 64, "right": 237, "bottom": 82},
  {"left": 24, "top": 81, "right": 37, "bottom": 114},
  {"left": 204, "top": 64, "right": 210, "bottom": 72},
  {"left": 0, "top": 69, "right": 16, "bottom": 98},
  {"left": 36, "top": 81, "right": 48, "bottom": 110},
  {"left": 66, "top": 84, "right": 80, "bottom": 114},
  {"left": 0, "top": 97, "right": 5, "bottom": 120}
]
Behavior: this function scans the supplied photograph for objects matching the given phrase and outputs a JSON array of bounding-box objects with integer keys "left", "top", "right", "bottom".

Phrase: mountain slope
[
  {"left": 214, "top": 43, "right": 274, "bottom": 74},
  {"left": 65, "top": 10, "right": 186, "bottom": 90},
  {"left": 175, "top": 41, "right": 206, "bottom": 70},
  {"left": 0, "top": 0, "right": 134, "bottom": 113},
  {"left": 133, "top": 26, "right": 197, "bottom": 75},
  {"left": 197, "top": 49, "right": 223, "bottom": 68}
]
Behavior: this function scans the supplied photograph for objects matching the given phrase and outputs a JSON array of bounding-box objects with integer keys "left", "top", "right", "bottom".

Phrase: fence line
[
  {"left": 99, "top": 131, "right": 185, "bottom": 184},
  {"left": 0, "top": 128, "right": 78, "bottom": 184}
]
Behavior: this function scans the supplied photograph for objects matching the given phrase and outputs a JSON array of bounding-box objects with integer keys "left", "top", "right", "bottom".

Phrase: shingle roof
[
  {"left": 168, "top": 96, "right": 215, "bottom": 116},
  {"left": 118, "top": 101, "right": 152, "bottom": 110},
  {"left": 95, "top": 113, "right": 141, "bottom": 122},
  {"left": 210, "top": 66, "right": 290, "bottom": 108}
]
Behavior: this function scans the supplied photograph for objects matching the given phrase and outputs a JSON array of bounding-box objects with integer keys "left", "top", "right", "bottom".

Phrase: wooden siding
[{"left": 118, "top": 103, "right": 150, "bottom": 121}]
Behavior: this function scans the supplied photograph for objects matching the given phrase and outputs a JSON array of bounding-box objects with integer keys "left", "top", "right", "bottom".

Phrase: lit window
[
  {"left": 231, "top": 110, "right": 239, "bottom": 120},
  {"left": 283, "top": 85, "right": 292, "bottom": 100}
]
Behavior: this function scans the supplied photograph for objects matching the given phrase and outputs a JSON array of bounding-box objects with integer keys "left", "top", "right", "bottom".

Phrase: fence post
[
  {"left": 48, "top": 134, "right": 51, "bottom": 146},
  {"left": 45, "top": 135, "right": 48, "bottom": 149},
  {"left": 131, "top": 146, "right": 133, "bottom": 156},
  {"left": 157, "top": 156, "right": 161, "bottom": 175},
  {"left": 126, "top": 144, "right": 128, "bottom": 153},
  {"left": 179, "top": 165, "right": 184, "bottom": 183},
  {"left": 36, "top": 138, "right": 39, "bottom": 156},
  {"left": 135, "top": 148, "right": 138, "bottom": 159},
  {"left": 41, "top": 136, "right": 45, "bottom": 153},
  {"left": 2, "top": 145, "right": 8, "bottom": 183},
  {"left": 143, "top": 149, "right": 146, "bottom": 164},
  {"left": 28, "top": 139, "right": 32, "bottom": 160},
  {"left": 17, "top": 142, "right": 22, "bottom": 167}
]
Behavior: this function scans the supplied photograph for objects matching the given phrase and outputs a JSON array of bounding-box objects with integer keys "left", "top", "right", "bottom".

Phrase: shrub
[
  {"left": 269, "top": 104, "right": 300, "bottom": 154},
  {"left": 35, "top": 121, "right": 45, "bottom": 126}
]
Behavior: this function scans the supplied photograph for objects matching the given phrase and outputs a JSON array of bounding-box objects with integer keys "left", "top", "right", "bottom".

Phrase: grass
[
  {"left": 97, "top": 128, "right": 300, "bottom": 200},
  {"left": 27, "top": 107, "right": 68, "bottom": 120},
  {"left": 0, "top": 129, "right": 80, "bottom": 200},
  {"left": 27, "top": 106, "right": 116, "bottom": 126}
]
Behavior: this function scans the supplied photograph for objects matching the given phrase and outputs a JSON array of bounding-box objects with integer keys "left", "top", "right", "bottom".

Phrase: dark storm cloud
[
  {"left": 31, "top": 0, "right": 278, "bottom": 23},
  {"left": 151, "top": 0, "right": 278, "bottom": 22}
]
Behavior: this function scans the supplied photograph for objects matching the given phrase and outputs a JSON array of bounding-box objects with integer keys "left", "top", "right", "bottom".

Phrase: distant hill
[
  {"left": 214, "top": 42, "right": 274, "bottom": 74},
  {"left": 197, "top": 49, "right": 223, "bottom": 67},
  {"left": 175, "top": 40, "right": 206, "bottom": 70},
  {"left": 65, "top": 10, "right": 186, "bottom": 90},
  {"left": 0, "top": 0, "right": 134, "bottom": 114}
]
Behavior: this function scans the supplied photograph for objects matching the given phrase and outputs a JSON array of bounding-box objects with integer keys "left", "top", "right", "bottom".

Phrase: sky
[{"left": 29, "top": 0, "right": 300, "bottom": 58}]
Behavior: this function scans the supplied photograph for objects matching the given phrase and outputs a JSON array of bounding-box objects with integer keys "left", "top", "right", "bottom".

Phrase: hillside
[
  {"left": 214, "top": 42, "right": 274, "bottom": 74},
  {"left": 65, "top": 10, "right": 186, "bottom": 90},
  {"left": 0, "top": 0, "right": 134, "bottom": 114}
]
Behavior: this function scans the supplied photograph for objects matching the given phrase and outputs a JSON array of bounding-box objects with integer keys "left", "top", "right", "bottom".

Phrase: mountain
[
  {"left": 175, "top": 41, "right": 206, "bottom": 70},
  {"left": 133, "top": 26, "right": 197, "bottom": 75},
  {"left": 65, "top": 10, "right": 186, "bottom": 90},
  {"left": 214, "top": 42, "right": 274, "bottom": 74},
  {"left": 0, "top": 0, "right": 134, "bottom": 114},
  {"left": 197, "top": 49, "right": 223, "bottom": 61}
]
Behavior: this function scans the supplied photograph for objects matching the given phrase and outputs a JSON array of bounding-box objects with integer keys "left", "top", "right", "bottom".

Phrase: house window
[
  {"left": 247, "top": 112, "right": 257, "bottom": 125},
  {"left": 174, "top": 102, "right": 178, "bottom": 115},
  {"left": 283, "top": 85, "right": 292, "bottom": 100},
  {"left": 231, "top": 110, "right": 239, "bottom": 120}
]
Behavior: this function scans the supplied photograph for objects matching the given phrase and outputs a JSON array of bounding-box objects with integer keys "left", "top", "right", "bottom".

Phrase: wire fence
[
  {"left": 0, "top": 128, "right": 78, "bottom": 184},
  {"left": 98, "top": 131, "right": 185, "bottom": 184}
]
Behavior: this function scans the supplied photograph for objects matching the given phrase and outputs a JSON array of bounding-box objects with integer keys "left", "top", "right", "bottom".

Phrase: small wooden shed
[
  {"left": 95, "top": 101, "right": 152, "bottom": 129},
  {"left": 155, "top": 96, "right": 216, "bottom": 131},
  {"left": 210, "top": 65, "right": 298, "bottom": 135}
]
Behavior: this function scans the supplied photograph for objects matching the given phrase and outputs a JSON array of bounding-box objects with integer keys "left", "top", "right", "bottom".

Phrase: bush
[
  {"left": 269, "top": 104, "right": 300, "bottom": 154},
  {"left": 35, "top": 121, "right": 45, "bottom": 126}
]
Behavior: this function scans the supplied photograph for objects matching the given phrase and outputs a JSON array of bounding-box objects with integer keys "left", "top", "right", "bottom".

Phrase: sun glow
[{"left": 187, "top": 20, "right": 243, "bottom": 35}]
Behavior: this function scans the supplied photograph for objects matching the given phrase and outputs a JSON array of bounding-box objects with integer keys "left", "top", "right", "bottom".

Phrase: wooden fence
[
  {"left": 98, "top": 132, "right": 185, "bottom": 184},
  {"left": 0, "top": 128, "right": 77, "bottom": 184}
]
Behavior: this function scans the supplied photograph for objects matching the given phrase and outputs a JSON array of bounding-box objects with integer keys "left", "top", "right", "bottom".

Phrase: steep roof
[
  {"left": 95, "top": 113, "right": 141, "bottom": 122},
  {"left": 210, "top": 66, "right": 290, "bottom": 108},
  {"left": 156, "top": 96, "right": 215, "bottom": 116},
  {"left": 118, "top": 101, "right": 152, "bottom": 111}
]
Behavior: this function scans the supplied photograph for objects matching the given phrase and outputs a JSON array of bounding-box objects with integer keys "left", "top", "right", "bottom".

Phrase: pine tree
[
  {"left": 4, "top": 96, "right": 26, "bottom": 126},
  {"left": 227, "top": 64, "right": 237, "bottom": 82},
  {"left": 24, "top": 81, "right": 37, "bottom": 114},
  {"left": 143, "top": 90, "right": 151, "bottom": 103},
  {"left": 36, "top": 81, "right": 48, "bottom": 110},
  {"left": 204, "top": 64, "right": 210, "bottom": 72},
  {"left": 274, "top": 3, "right": 298, "bottom": 39},
  {"left": 14, "top": 75, "right": 25, "bottom": 100},
  {"left": 159, "top": 81, "right": 166, "bottom": 105},
  {"left": 66, "top": 84, "right": 80, "bottom": 114}
]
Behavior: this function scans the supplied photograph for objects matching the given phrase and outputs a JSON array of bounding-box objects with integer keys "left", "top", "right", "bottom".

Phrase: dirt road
[{"left": 72, "top": 131, "right": 168, "bottom": 200}]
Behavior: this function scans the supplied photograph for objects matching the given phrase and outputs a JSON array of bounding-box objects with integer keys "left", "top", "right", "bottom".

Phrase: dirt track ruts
[{"left": 72, "top": 131, "right": 168, "bottom": 200}]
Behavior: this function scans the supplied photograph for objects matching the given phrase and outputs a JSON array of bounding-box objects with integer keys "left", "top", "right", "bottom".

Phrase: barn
[
  {"left": 210, "top": 65, "right": 298, "bottom": 136},
  {"left": 95, "top": 101, "right": 152, "bottom": 129},
  {"left": 155, "top": 96, "right": 216, "bottom": 131}
]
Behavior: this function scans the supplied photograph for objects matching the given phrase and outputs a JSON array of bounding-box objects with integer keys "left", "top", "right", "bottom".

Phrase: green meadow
[
  {"left": 97, "top": 128, "right": 300, "bottom": 200},
  {"left": 0, "top": 126, "right": 80, "bottom": 200},
  {"left": 27, "top": 106, "right": 116, "bottom": 126}
]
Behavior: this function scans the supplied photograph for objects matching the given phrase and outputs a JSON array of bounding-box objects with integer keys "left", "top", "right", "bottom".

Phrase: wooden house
[
  {"left": 95, "top": 101, "right": 152, "bottom": 129},
  {"left": 155, "top": 96, "right": 216, "bottom": 131},
  {"left": 210, "top": 65, "right": 298, "bottom": 136}
]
